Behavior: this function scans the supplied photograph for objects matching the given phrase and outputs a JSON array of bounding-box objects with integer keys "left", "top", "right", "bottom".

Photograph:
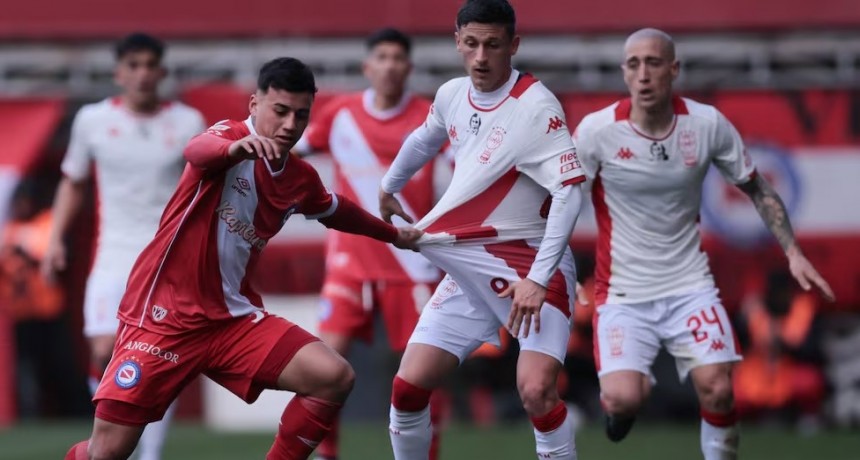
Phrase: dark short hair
[
  {"left": 366, "top": 28, "right": 412, "bottom": 55},
  {"left": 257, "top": 57, "right": 318, "bottom": 95},
  {"left": 456, "top": 0, "right": 516, "bottom": 38},
  {"left": 115, "top": 33, "right": 165, "bottom": 61}
]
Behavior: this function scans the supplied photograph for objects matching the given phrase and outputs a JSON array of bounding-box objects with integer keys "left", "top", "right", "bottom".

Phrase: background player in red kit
[
  {"left": 64, "top": 57, "right": 422, "bottom": 460},
  {"left": 294, "top": 28, "right": 447, "bottom": 460}
]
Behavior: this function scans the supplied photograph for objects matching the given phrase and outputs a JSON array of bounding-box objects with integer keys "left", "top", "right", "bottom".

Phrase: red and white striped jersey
[
  {"left": 416, "top": 72, "right": 584, "bottom": 244},
  {"left": 574, "top": 96, "right": 757, "bottom": 306},
  {"left": 61, "top": 98, "right": 205, "bottom": 272},
  {"left": 118, "top": 118, "right": 338, "bottom": 334},
  {"left": 301, "top": 91, "right": 440, "bottom": 282}
]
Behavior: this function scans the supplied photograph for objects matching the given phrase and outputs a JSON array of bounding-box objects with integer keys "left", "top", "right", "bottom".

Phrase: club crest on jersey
[
  {"left": 151, "top": 305, "right": 168, "bottom": 322},
  {"left": 679, "top": 130, "right": 698, "bottom": 166},
  {"left": 469, "top": 113, "right": 482, "bottom": 135},
  {"left": 114, "top": 359, "right": 142, "bottom": 389},
  {"left": 478, "top": 126, "right": 506, "bottom": 164}
]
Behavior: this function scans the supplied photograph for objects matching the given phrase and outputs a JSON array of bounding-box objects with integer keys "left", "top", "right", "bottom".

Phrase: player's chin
[{"left": 274, "top": 137, "right": 296, "bottom": 150}]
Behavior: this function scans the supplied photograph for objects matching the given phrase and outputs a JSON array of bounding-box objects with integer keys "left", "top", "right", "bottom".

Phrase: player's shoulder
[
  {"left": 677, "top": 96, "right": 721, "bottom": 125},
  {"left": 162, "top": 101, "right": 204, "bottom": 121},
  {"left": 436, "top": 77, "right": 470, "bottom": 100},
  {"left": 575, "top": 101, "right": 624, "bottom": 138},
  {"left": 204, "top": 119, "right": 250, "bottom": 140},
  {"left": 321, "top": 93, "right": 361, "bottom": 112},
  {"left": 73, "top": 98, "right": 116, "bottom": 123},
  {"left": 286, "top": 153, "right": 323, "bottom": 182}
]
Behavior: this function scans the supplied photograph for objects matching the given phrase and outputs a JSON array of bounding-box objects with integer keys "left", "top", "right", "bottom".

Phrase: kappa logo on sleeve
[{"left": 545, "top": 116, "right": 565, "bottom": 133}]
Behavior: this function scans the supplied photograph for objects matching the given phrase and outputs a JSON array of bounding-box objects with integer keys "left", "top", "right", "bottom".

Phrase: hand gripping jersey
[
  {"left": 574, "top": 96, "right": 757, "bottom": 305},
  {"left": 302, "top": 91, "right": 439, "bottom": 282},
  {"left": 118, "top": 119, "right": 339, "bottom": 334},
  {"left": 61, "top": 98, "right": 206, "bottom": 271},
  {"left": 416, "top": 73, "right": 584, "bottom": 244}
]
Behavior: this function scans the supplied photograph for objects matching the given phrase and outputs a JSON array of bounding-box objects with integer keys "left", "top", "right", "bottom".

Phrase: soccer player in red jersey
[{"left": 64, "top": 57, "right": 422, "bottom": 460}]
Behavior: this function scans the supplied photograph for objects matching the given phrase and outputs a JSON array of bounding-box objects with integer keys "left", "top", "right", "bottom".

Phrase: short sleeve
[
  {"left": 297, "top": 159, "right": 338, "bottom": 219},
  {"left": 571, "top": 115, "right": 602, "bottom": 180},
  {"left": 60, "top": 108, "right": 94, "bottom": 181},
  {"left": 516, "top": 99, "right": 585, "bottom": 192},
  {"left": 711, "top": 111, "right": 756, "bottom": 184}
]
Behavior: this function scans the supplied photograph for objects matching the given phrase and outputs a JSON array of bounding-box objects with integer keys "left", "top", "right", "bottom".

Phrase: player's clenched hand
[
  {"left": 500, "top": 278, "right": 547, "bottom": 339},
  {"left": 41, "top": 240, "right": 66, "bottom": 284},
  {"left": 787, "top": 246, "right": 835, "bottom": 302},
  {"left": 228, "top": 135, "right": 282, "bottom": 161},
  {"left": 393, "top": 227, "right": 423, "bottom": 251},
  {"left": 379, "top": 189, "right": 414, "bottom": 224}
]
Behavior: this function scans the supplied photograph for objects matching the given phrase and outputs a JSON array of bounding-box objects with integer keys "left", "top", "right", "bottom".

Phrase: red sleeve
[
  {"left": 318, "top": 195, "right": 398, "bottom": 243},
  {"left": 303, "top": 97, "right": 343, "bottom": 152},
  {"left": 184, "top": 120, "right": 247, "bottom": 170}
]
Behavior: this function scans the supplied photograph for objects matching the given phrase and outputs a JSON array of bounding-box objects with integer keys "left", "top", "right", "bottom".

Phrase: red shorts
[
  {"left": 93, "top": 312, "right": 318, "bottom": 425},
  {"left": 318, "top": 272, "right": 436, "bottom": 352}
]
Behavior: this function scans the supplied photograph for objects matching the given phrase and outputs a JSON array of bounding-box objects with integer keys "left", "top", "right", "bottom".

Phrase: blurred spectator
[
  {"left": 0, "top": 179, "right": 89, "bottom": 418},
  {"left": 733, "top": 270, "right": 826, "bottom": 432}
]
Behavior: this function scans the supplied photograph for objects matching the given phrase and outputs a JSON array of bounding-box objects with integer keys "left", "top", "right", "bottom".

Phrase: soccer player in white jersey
[
  {"left": 294, "top": 28, "right": 447, "bottom": 460},
  {"left": 380, "top": 1, "right": 586, "bottom": 459},
  {"left": 42, "top": 33, "right": 205, "bottom": 460},
  {"left": 573, "top": 28, "right": 835, "bottom": 459}
]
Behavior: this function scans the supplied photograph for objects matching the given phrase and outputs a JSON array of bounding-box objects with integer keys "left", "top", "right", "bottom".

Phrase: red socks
[
  {"left": 531, "top": 401, "right": 568, "bottom": 433},
  {"left": 266, "top": 396, "right": 343, "bottom": 460},
  {"left": 64, "top": 440, "right": 88, "bottom": 460}
]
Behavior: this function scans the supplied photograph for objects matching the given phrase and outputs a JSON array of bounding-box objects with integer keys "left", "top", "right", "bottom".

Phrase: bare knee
[
  {"left": 600, "top": 372, "right": 649, "bottom": 417},
  {"left": 517, "top": 374, "right": 558, "bottom": 416},
  {"left": 88, "top": 425, "right": 140, "bottom": 460},
  {"left": 694, "top": 366, "right": 734, "bottom": 413}
]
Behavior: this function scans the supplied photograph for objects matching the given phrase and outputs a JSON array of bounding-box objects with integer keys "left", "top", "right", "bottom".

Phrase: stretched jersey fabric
[
  {"left": 118, "top": 119, "right": 340, "bottom": 334},
  {"left": 301, "top": 91, "right": 439, "bottom": 282},
  {"left": 574, "top": 96, "right": 757, "bottom": 305},
  {"left": 411, "top": 73, "right": 584, "bottom": 245},
  {"left": 61, "top": 98, "right": 206, "bottom": 271}
]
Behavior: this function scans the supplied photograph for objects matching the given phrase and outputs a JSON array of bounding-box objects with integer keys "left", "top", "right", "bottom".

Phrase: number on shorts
[
  {"left": 490, "top": 277, "right": 509, "bottom": 294},
  {"left": 686, "top": 306, "right": 725, "bottom": 343}
]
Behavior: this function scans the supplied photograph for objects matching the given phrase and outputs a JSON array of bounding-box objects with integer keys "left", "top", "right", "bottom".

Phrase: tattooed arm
[{"left": 738, "top": 173, "right": 835, "bottom": 301}]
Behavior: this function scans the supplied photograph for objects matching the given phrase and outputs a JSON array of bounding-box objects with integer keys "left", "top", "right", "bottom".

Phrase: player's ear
[
  {"left": 454, "top": 31, "right": 462, "bottom": 52},
  {"left": 671, "top": 59, "right": 681, "bottom": 80},
  {"left": 248, "top": 91, "right": 259, "bottom": 117},
  {"left": 510, "top": 35, "right": 520, "bottom": 56}
]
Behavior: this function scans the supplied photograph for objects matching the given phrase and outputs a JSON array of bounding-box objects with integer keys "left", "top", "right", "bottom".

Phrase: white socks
[
  {"left": 389, "top": 405, "right": 431, "bottom": 460},
  {"left": 532, "top": 403, "right": 577, "bottom": 460},
  {"left": 700, "top": 418, "right": 739, "bottom": 460}
]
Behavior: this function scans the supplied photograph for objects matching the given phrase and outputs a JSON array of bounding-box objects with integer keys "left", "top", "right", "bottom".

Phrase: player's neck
[
  {"left": 373, "top": 91, "right": 405, "bottom": 111},
  {"left": 630, "top": 101, "right": 675, "bottom": 138},
  {"left": 121, "top": 95, "right": 161, "bottom": 115}
]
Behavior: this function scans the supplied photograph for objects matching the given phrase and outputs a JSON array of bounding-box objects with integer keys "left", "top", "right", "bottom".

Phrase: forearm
[
  {"left": 184, "top": 134, "right": 233, "bottom": 169},
  {"left": 527, "top": 185, "right": 583, "bottom": 286},
  {"left": 740, "top": 174, "right": 797, "bottom": 253},
  {"left": 381, "top": 126, "right": 447, "bottom": 193},
  {"left": 48, "top": 177, "right": 86, "bottom": 244},
  {"left": 319, "top": 195, "right": 398, "bottom": 243}
]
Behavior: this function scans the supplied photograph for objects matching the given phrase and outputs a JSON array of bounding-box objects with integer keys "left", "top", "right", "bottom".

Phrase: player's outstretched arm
[
  {"left": 738, "top": 174, "right": 835, "bottom": 301},
  {"left": 319, "top": 194, "right": 423, "bottom": 251},
  {"left": 42, "top": 176, "right": 86, "bottom": 282},
  {"left": 184, "top": 133, "right": 281, "bottom": 169}
]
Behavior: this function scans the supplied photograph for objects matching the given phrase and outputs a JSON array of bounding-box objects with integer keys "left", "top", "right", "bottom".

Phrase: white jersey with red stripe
[
  {"left": 300, "top": 90, "right": 440, "bottom": 282},
  {"left": 118, "top": 119, "right": 338, "bottom": 334},
  {"left": 61, "top": 98, "right": 206, "bottom": 272},
  {"left": 574, "top": 96, "right": 756, "bottom": 305},
  {"left": 415, "top": 72, "right": 584, "bottom": 244}
]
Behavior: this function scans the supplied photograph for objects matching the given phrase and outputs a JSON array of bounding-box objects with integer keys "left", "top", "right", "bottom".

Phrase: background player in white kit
[
  {"left": 379, "top": 1, "right": 586, "bottom": 459},
  {"left": 573, "top": 28, "right": 835, "bottom": 459},
  {"left": 42, "top": 33, "right": 205, "bottom": 460}
]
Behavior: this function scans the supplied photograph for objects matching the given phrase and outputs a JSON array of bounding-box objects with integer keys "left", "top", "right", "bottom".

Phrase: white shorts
[
  {"left": 409, "top": 239, "right": 577, "bottom": 364},
  {"left": 83, "top": 266, "right": 132, "bottom": 337},
  {"left": 593, "top": 287, "right": 742, "bottom": 381}
]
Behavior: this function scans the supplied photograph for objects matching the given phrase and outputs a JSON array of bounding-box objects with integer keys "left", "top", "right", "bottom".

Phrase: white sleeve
[
  {"left": 572, "top": 115, "right": 601, "bottom": 180},
  {"left": 381, "top": 95, "right": 449, "bottom": 193},
  {"left": 60, "top": 108, "right": 94, "bottom": 181},
  {"left": 516, "top": 99, "right": 585, "bottom": 193},
  {"left": 712, "top": 110, "right": 756, "bottom": 184},
  {"left": 526, "top": 184, "right": 583, "bottom": 287}
]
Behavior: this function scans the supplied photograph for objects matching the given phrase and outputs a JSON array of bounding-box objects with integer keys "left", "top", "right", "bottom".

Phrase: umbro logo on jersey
[
  {"left": 545, "top": 116, "right": 565, "bottom": 133},
  {"left": 616, "top": 147, "right": 635, "bottom": 160},
  {"left": 232, "top": 177, "right": 252, "bottom": 197}
]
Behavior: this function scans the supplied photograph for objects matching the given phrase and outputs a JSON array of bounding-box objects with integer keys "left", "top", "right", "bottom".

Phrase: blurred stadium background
[{"left": 1, "top": 0, "right": 859, "bottom": 458}]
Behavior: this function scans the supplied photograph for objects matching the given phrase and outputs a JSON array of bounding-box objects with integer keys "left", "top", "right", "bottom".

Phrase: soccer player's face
[
  {"left": 249, "top": 89, "right": 313, "bottom": 151},
  {"left": 114, "top": 50, "right": 165, "bottom": 105},
  {"left": 364, "top": 42, "right": 412, "bottom": 99},
  {"left": 622, "top": 37, "right": 679, "bottom": 112},
  {"left": 456, "top": 23, "right": 519, "bottom": 92}
]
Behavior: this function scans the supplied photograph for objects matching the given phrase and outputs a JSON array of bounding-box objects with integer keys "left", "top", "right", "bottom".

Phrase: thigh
[
  {"left": 407, "top": 274, "right": 497, "bottom": 363},
  {"left": 94, "top": 323, "right": 205, "bottom": 425},
  {"left": 83, "top": 268, "right": 129, "bottom": 338},
  {"left": 378, "top": 280, "right": 434, "bottom": 352},
  {"left": 593, "top": 303, "right": 662, "bottom": 378},
  {"left": 662, "top": 288, "right": 742, "bottom": 381},
  {"left": 318, "top": 272, "right": 374, "bottom": 343},
  {"left": 205, "top": 312, "right": 319, "bottom": 403}
]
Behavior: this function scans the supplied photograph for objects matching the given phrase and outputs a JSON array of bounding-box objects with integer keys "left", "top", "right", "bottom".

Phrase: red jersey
[
  {"left": 119, "top": 118, "right": 339, "bottom": 334},
  {"left": 302, "top": 91, "right": 440, "bottom": 283}
]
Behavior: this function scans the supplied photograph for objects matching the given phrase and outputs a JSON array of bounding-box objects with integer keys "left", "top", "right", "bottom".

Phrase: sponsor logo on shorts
[
  {"left": 609, "top": 326, "right": 625, "bottom": 358},
  {"left": 115, "top": 359, "right": 142, "bottom": 389},
  {"left": 151, "top": 305, "right": 168, "bottom": 322},
  {"left": 429, "top": 280, "right": 458, "bottom": 309},
  {"left": 123, "top": 341, "right": 180, "bottom": 364}
]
